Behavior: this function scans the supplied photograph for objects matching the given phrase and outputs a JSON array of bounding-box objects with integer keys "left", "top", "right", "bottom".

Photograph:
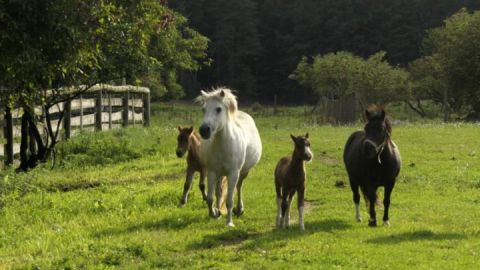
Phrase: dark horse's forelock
[{"left": 365, "top": 104, "right": 392, "bottom": 135}]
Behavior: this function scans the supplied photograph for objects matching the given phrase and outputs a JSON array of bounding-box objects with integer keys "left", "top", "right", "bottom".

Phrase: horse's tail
[{"left": 360, "top": 187, "right": 383, "bottom": 208}]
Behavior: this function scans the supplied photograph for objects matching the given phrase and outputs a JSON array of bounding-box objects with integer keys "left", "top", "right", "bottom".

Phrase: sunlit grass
[{"left": 0, "top": 103, "right": 479, "bottom": 269}]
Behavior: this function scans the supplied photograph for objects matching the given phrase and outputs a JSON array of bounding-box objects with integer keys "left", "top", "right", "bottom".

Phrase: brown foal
[
  {"left": 275, "top": 133, "right": 313, "bottom": 230},
  {"left": 176, "top": 126, "right": 207, "bottom": 205}
]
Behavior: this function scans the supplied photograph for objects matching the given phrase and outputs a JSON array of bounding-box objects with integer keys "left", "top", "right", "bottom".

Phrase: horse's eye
[{"left": 216, "top": 107, "right": 222, "bottom": 114}]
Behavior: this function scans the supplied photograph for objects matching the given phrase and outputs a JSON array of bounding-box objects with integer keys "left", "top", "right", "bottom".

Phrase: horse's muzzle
[
  {"left": 199, "top": 124, "right": 211, "bottom": 139},
  {"left": 176, "top": 149, "right": 185, "bottom": 157}
]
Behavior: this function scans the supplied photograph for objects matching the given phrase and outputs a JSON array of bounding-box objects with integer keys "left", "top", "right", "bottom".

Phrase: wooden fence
[
  {"left": 313, "top": 93, "right": 358, "bottom": 124},
  {"left": 0, "top": 84, "right": 150, "bottom": 165}
]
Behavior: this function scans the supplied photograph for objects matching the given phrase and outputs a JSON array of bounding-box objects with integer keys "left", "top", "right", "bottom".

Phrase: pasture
[{"left": 0, "top": 104, "right": 479, "bottom": 269}]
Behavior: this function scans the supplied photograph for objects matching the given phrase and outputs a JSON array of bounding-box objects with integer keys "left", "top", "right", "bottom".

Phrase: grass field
[{"left": 0, "top": 104, "right": 479, "bottom": 269}]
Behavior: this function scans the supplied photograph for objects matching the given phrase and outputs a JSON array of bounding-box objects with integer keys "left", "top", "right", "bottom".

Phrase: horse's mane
[{"left": 195, "top": 87, "right": 238, "bottom": 114}]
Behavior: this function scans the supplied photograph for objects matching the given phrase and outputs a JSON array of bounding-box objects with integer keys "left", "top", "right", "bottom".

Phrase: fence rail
[{"left": 0, "top": 84, "right": 150, "bottom": 165}]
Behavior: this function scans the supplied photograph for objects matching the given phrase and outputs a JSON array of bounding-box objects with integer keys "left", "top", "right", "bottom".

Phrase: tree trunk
[
  {"left": 17, "top": 111, "right": 30, "bottom": 172},
  {"left": 406, "top": 100, "right": 426, "bottom": 117},
  {"left": 443, "top": 88, "right": 449, "bottom": 122}
]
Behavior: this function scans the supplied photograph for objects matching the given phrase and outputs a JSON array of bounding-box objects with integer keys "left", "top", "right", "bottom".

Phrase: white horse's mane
[{"left": 195, "top": 87, "right": 238, "bottom": 114}]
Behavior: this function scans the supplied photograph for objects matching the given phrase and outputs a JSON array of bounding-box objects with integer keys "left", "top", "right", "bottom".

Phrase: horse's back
[{"left": 236, "top": 110, "right": 262, "bottom": 170}]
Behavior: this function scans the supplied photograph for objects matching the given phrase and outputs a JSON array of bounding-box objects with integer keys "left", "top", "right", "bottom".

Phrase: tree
[
  {"left": 414, "top": 8, "right": 480, "bottom": 120},
  {"left": 0, "top": 0, "right": 208, "bottom": 170},
  {"left": 290, "top": 51, "right": 410, "bottom": 106}
]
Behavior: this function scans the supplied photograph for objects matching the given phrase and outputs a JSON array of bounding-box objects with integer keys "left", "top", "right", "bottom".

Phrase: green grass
[{"left": 1, "top": 103, "right": 480, "bottom": 269}]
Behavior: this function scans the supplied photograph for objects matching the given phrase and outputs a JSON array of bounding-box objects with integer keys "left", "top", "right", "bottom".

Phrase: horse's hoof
[
  {"left": 227, "top": 222, "right": 235, "bottom": 228},
  {"left": 368, "top": 220, "right": 377, "bottom": 227},
  {"left": 233, "top": 207, "right": 244, "bottom": 217},
  {"left": 383, "top": 220, "right": 390, "bottom": 227},
  {"left": 178, "top": 199, "right": 186, "bottom": 207},
  {"left": 209, "top": 208, "right": 221, "bottom": 218},
  {"left": 299, "top": 224, "right": 305, "bottom": 231},
  {"left": 356, "top": 217, "right": 362, "bottom": 222}
]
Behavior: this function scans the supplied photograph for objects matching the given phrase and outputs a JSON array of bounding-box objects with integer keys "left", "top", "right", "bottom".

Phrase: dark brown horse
[
  {"left": 343, "top": 105, "right": 401, "bottom": 227},
  {"left": 275, "top": 133, "right": 313, "bottom": 230},
  {"left": 176, "top": 126, "right": 207, "bottom": 205}
]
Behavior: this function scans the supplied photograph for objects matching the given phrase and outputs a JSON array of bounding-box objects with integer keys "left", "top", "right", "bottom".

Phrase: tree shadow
[
  {"left": 187, "top": 218, "right": 352, "bottom": 251},
  {"left": 93, "top": 214, "right": 203, "bottom": 238},
  {"left": 365, "top": 230, "right": 467, "bottom": 245}
]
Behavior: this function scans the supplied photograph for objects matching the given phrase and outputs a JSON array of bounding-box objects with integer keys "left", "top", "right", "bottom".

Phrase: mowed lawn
[{"left": 0, "top": 105, "right": 479, "bottom": 269}]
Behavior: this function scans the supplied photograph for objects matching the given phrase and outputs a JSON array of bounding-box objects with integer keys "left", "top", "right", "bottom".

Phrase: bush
[{"left": 57, "top": 129, "right": 142, "bottom": 168}]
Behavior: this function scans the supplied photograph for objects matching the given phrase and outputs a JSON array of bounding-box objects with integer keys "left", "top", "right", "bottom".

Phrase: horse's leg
[
  {"left": 284, "top": 191, "right": 295, "bottom": 228},
  {"left": 275, "top": 181, "right": 282, "bottom": 228},
  {"left": 280, "top": 187, "right": 288, "bottom": 228},
  {"left": 206, "top": 170, "right": 221, "bottom": 218},
  {"left": 349, "top": 181, "right": 362, "bottom": 222},
  {"left": 383, "top": 182, "right": 395, "bottom": 226},
  {"left": 180, "top": 167, "right": 195, "bottom": 206},
  {"left": 199, "top": 169, "right": 207, "bottom": 201},
  {"left": 226, "top": 170, "right": 240, "bottom": 227},
  {"left": 233, "top": 171, "right": 248, "bottom": 216},
  {"left": 215, "top": 177, "right": 223, "bottom": 210},
  {"left": 297, "top": 187, "right": 305, "bottom": 230},
  {"left": 367, "top": 186, "right": 377, "bottom": 227}
]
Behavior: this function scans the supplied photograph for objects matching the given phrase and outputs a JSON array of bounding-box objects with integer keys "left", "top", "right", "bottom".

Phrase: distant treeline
[{"left": 169, "top": 0, "right": 480, "bottom": 104}]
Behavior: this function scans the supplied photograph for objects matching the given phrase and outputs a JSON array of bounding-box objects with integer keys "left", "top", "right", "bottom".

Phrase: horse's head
[
  {"left": 176, "top": 126, "right": 194, "bottom": 157},
  {"left": 291, "top": 133, "right": 313, "bottom": 162},
  {"left": 363, "top": 105, "right": 391, "bottom": 161},
  {"left": 195, "top": 87, "right": 238, "bottom": 140}
]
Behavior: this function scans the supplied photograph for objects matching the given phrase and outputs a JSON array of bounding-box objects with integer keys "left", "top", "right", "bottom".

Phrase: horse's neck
[
  {"left": 214, "top": 121, "right": 239, "bottom": 145},
  {"left": 289, "top": 151, "right": 305, "bottom": 173},
  {"left": 188, "top": 133, "right": 201, "bottom": 159}
]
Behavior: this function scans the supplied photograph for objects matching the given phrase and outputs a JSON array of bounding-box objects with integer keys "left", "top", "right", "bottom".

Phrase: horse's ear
[
  {"left": 380, "top": 109, "right": 386, "bottom": 120},
  {"left": 188, "top": 126, "right": 194, "bottom": 134},
  {"left": 220, "top": 90, "right": 225, "bottom": 98},
  {"left": 201, "top": 90, "right": 208, "bottom": 96},
  {"left": 305, "top": 132, "right": 309, "bottom": 139},
  {"left": 177, "top": 126, "right": 182, "bottom": 132},
  {"left": 365, "top": 109, "right": 371, "bottom": 120},
  {"left": 290, "top": 134, "right": 296, "bottom": 142}
]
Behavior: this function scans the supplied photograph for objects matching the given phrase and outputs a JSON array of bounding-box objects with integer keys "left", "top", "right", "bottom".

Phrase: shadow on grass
[
  {"left": 365, "top": 230, "right": 467, "bottom": 245},
  {"left": 187, "top": 218, "right": 352, "bottom": 251},
  {"left": 93, "top": 214, "right": 203, "bottom": 238}
]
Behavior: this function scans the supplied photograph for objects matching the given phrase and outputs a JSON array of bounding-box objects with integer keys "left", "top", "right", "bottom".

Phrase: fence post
[
  {"left": 79, "top": 94, "right": 83, "bottom": 130},
  {"left": 122, "top": 91, "right": 129, "bottom": 127},
  {"left": 64, "top": 100, "right": 71, "bottom": 139},
  {"left": 143, "top": 92, "right": 150, "bottom": 127},
  {"left": 131, "top": 93, "right": 135, "bottom": 127},
  {"left": 4, "top": 105, "right": 13, "bottom": 165},
  {"left": 95, "top": 90, "right": 102, "bottom": 131},
  {"left": 108, "top": 92, "right": 112, "bottom": 130}
]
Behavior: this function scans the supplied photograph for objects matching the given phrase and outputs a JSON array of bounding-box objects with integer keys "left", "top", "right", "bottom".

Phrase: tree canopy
[
  {"left": 0, "top": 0, "right": 208, "bottom": 170},
  {"left": 290, "top": 51, "right": 410, "bottom": 106},
  {"left": 170, "top": 0, "right": 480, "bottom": 103}
]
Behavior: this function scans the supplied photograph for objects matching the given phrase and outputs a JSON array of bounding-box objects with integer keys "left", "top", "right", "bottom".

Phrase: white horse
[{"left": 196, "top": 87, "right": 262, "bottom": 227}]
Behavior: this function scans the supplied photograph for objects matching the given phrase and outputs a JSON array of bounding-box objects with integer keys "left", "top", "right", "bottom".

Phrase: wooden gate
[{"left": 315, "top": 93, "right": 358, "bottom": 124}]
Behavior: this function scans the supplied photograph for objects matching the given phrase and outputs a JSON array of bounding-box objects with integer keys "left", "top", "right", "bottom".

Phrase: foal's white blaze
[
  {"left": 305, "top": 145, "right": 313, "bottom": 163},
  {"left": 299, "top": 206, "right": 305, "bottom": 230},
  {"left": 355, "top": 203, "right": 361, "bottom": 222}
]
